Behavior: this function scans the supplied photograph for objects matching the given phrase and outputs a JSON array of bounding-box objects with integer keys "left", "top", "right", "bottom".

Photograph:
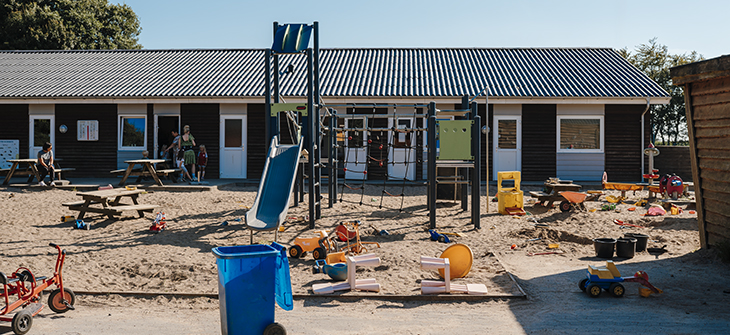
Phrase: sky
[{"left": 114, "top": 0, "right": 729, "bottom": 60}]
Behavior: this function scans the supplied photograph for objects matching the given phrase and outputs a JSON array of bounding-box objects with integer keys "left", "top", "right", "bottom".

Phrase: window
[
  {"left": 119, "top": 116, "right": 147, "bottom": 150},
  {"left": 557, "top": 116, "right": 603, "bottom": 153}
]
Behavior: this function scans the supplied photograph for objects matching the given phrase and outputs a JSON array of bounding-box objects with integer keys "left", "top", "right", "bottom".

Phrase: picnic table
[
  {"left": 62, "top": 187, "right": 156, "bottom": 221},
  {"left": 111, "top": 159, "right": 178, "bottom": 186},
  {"left": 529, "top": 179, "right": 584, "bottom": 207},
  {"left": 1, "top": 158, "right": 76, "bottom": 185}
]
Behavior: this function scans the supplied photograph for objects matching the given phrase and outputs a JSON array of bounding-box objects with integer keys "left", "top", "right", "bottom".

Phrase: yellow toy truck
[{"left": 288, "top": 230, "right": 339, "bottom": 260}]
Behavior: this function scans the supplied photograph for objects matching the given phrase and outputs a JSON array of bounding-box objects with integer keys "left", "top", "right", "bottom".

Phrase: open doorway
[{"left": 156, "top": 116, "right": 179, "bottom": 160}]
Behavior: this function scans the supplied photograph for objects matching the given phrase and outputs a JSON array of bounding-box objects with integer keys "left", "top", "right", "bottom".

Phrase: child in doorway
[
  {"left": 177, "top": 149, "right": 193, "bottom": 182},
  {"left": 197, "top": 145, "right": 207, "bottom": 181},
  {"left": 36, "top": 142, "right": 55, "bottom": 187}
]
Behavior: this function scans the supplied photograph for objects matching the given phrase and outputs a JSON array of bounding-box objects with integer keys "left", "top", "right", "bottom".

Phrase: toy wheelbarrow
[{"left": 558, "top": 191, "right": 589, "bottom": 212}]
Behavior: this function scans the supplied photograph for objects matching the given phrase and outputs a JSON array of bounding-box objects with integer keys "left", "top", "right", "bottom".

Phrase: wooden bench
[{"left": 62, "top": 200, "right": 101, "bottom": 208}]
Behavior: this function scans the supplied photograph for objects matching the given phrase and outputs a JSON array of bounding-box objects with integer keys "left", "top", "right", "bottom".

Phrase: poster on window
[
  {"left": 77, "top": 120, "right": 99, "bottom": 141},
  {"left": 0, "top": 140, "right": 19, "bottom": 169}
]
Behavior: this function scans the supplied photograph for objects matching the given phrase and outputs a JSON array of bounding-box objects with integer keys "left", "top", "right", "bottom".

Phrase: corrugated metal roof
[{"left": 0, "top": 48, "right": 669, "bottom": 99}]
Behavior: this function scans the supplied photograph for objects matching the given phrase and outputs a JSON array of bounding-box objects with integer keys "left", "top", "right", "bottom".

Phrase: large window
[
  {"left": 119, "top": 115, "right": 147, "bottom": 150},
  {"left": 557, "top": 116, "right": 603, "bottom": 153}
]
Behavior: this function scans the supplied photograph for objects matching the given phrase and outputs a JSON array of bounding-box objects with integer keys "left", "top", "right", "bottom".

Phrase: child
[
  {"left": 177, "top": 149, "right": 193, "bottom": 182},
  {"left": 36, "top": 142, "right": 55, "bottom": 186},
  {"left": 197, "top": 145, "right": 207, "bottom": 181}
]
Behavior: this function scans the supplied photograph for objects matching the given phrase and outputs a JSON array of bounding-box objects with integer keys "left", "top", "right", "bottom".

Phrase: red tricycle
[{"left": 1, "top": 243, "right": 75, "bottom": 335}]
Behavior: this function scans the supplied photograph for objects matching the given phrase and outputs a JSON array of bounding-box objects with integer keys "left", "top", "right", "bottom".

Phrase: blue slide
[{"left": 245, "top": 136, "right": 302, "bottom": 232}]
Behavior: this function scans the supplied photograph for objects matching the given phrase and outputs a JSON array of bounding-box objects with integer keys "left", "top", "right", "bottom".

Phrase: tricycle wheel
[
  {"left": 48, "top": 287, "right": 75, "bottom": 313},
  {"left": 609, "top": 283, "right": 625, "bottom": 297},
  {"left": 587, "top": 284, "right": 602, "bottom": 298},
  {"left": 559, "top": 201, "right": 572, "bottom": 212},
  {"left": 288, "top": 245, "right": 303, "bottom": 259},
  {"left": 263, "top": 322, "right": 286, "bottom": 335},
  {"left": 312, "top": 247, "right": 326, "bottom": 260},
  {"left": 579, "top": 278, "right": 589, "bottom": 292},
  {"left": 12, "top": 309, "right": 33, "bottom": 335}
]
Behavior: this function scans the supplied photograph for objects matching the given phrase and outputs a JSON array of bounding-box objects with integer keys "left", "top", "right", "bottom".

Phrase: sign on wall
[
  {"left": 77, "top": 120, "right": 99, "bottom": 141},
  {"left": 0, "top": 140, "right": 19, "bottom": 169}
]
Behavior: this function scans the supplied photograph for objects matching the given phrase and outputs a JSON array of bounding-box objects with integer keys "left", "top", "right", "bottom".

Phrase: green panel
[
  {"left": 437, "top": 120, "right": 473, "bottom": 160},
  {"left": 270, "top": 103, "right": 308, "bottom": 116}
]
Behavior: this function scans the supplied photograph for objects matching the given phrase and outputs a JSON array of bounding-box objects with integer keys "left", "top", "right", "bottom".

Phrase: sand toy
[
  {"left": 578, "top": 260, "right": 662, "bottom": 298},
  {"left": 420, "top": 256, "right": 487, "bottom": 295},
  {"left": 312, "top": 254, "right": 381, "bottom": 294},
  {"left": 437, "top": 244, "right": 474, "bottom": 279}
]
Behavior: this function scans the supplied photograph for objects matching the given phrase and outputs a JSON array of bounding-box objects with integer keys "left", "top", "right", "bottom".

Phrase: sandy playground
[{"left": 1, "top": 183, "right": 729, "bottom": 334}]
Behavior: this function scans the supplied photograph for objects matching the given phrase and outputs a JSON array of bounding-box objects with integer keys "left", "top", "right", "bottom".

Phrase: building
[
  {"left": 670, "top": 54, "right": 730, "bottom": 248},
  {"left": 0, "top": 48, "right": 669, "bottom": 181}
]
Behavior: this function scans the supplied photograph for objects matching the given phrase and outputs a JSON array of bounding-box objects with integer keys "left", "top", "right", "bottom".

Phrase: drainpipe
[{"left": 641, "top": 97, "right": 651, "bottom": 182}]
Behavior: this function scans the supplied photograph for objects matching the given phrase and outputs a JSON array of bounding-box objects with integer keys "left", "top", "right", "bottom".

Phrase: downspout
[{"left": 641, "top": 97, "right": 651, "bottom": 182}]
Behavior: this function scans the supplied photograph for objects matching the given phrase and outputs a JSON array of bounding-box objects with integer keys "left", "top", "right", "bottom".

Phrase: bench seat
[
  {"left": 107, "top": 204, "right": 156, "bottom": 212},
  {"left": 62, "top": 200, "right": 100, "bottom": 207}
]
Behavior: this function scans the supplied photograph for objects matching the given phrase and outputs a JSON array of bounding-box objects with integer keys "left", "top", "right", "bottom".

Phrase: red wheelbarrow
[{"left": 558, "top": 191, "right": 589, "bottom": 212}]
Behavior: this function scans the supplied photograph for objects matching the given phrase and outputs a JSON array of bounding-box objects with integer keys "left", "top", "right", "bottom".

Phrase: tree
[
  {"left": 619, "top": 38, "right": 703, "bottom": 145},
  {"left": 0, "top": 0, "right": 142, "bottom": 50}
]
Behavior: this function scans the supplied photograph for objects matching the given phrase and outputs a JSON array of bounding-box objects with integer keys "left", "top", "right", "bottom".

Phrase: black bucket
[
  {"left": 625, "top": 233, "right": 649, "bottom": 252},
  {"left": 616, "top": 237, "right": 637, "bottom": 258},
  {"left": 593, "top": 238, "right": 616, "bottom": 258}
]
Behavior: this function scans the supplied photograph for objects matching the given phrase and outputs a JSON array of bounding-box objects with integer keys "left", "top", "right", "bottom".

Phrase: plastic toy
[
  {"left": 497, "top": 171, "right": 525, "bottom": 215},
  {"left": 437, "top": 244, "right": 474, "bottom": 279},
  {"left": 60, "top": 215, "right": 75, "bottom": 223},
  {"left": 558, "top": 191, "right": 589, "bottom": 212},
  {"left": 312, "top": 254, "right": 381, "bottom": 294},
  {"left": 428, "top": 230, "right": 450, "bottom": 243},
  {"left": 420, "top": 256, "right": 487, "bottom": 295},
  {"left": 578, "top": 260, "right": 662, "bottom": 298},
  {"left": 335, "top": 221, "right": 380, "bottom": 255},
  {"left": 1, "top": 243, "right": 75, "bottom": 335},
  {"left": 149, "top": 212, "right": 167, "bottom": 233},
  {"left": 73, "top": 220, "right": 89, "bottom": 230},
  {"left": 288, "top": 230, "right": 339, "bottom": 260},
  {"left": 312, "top": 260, "right": 347, "bottom": 281}
]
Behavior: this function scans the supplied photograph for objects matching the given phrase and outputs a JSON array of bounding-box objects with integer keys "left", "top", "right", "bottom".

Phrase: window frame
[
  {"left": 118, "top": 115, "right": 148, "bottom": 151},
  {"left": 556, "top": 115, "right": 604, "bottom": 153}
]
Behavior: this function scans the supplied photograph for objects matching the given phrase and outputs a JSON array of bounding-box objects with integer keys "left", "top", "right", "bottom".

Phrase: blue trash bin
[{"left": 212, "top": 242, "right": 293, "bottom": 335}]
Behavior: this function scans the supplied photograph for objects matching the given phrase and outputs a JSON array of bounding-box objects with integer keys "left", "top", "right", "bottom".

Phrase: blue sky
[{"left": 114, "top": 0, "right": 728, "bottom": 59}]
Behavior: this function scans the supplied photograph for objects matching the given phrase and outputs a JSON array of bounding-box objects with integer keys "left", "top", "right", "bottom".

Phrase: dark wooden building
[{"left": 671, "top": 55, "right": 730, "bottom": 249}]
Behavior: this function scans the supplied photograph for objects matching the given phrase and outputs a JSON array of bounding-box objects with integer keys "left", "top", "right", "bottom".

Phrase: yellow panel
[{"left": 606, "top": 261, "right": 621, "bottom": 277}]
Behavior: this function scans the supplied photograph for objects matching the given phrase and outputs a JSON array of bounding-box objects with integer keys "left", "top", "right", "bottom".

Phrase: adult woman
[{"left": 178, "top": 125, "right": 197, "bottom": 180}]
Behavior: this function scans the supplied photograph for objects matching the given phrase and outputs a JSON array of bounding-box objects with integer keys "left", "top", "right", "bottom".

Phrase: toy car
[
  {"left": 578, "top": 260, "right": 662, "bottom": 298},
  {"left": 288, "top": 230, "right": 339, "bottom": 260}
]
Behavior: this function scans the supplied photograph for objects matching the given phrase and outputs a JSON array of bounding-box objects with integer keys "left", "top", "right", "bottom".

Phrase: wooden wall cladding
[
  {"left": 689, "top": 77, "right": 730, "bottom": 246},
  {"left": 605, "top": 104, "right": 650, "bottom": 182},
  {"left": 55, "top": 104, "right": 117, "bottom": 177},
  {"left": 654, "top": 146, "right": 693, "bottom": 181},
  {"left": 522, "top": 104, "right": 556, "bottom": 181},
  {"left": 247, "top": 103, "right": 266, "bottom": 179},
  {"left": 180, "top": 104, "right": 220, "bottom": 179},
  {"left": 0, "top": 105, "right": 29, "bottom": 158}
]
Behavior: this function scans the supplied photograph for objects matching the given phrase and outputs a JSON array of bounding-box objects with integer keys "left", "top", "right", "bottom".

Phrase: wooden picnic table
[
  {"left": 529, "top": 180, "right": 583, "bottom": 207},
  {"left": 113, "top": 159, "right": 168, "bottom": 186},
  {"left": 2, "top": 159, "right": 41, "bottom": 185},
  {"left": 62, "top": 187, "right": 156, "bottom": 221}
]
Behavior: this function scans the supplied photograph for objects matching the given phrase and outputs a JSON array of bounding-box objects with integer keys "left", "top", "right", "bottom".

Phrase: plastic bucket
[
  {"left": 625, "top": 233, "right": 649, "bottom": 252},
  {"left": 616, "top": 237, "right": 637, "bottom": 258},
  {"left": 212, "top": 243, "right": 288, "bottom": 335},
  {"left": 593, "top": 238, "right": 616, "bottom": 258}
]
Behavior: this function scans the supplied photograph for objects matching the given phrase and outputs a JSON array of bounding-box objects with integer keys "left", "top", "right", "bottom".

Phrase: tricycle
[{"left": 1, "top": 243, "right": 75, "bottom": 334}]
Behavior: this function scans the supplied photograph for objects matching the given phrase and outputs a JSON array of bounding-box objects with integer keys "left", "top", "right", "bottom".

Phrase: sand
[{"left": 1, "top": 183, "right": 729, "bottom": 334}]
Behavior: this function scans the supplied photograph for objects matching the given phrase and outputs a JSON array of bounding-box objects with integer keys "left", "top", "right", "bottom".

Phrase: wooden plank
[
  {"left": 705, "top": 211, "right": 730, "bottom": 229},
  {"left": 707, "top": 233, "right": 730, "bottom": 247},
  {"left": 706, "top": 223, "right": 730, "bottom": 241},
  {"left": 699, "top": 168, "right": 730, "bottom": 184},
  {"left": 697, "top": 149, "right": 730, "bottom": 159},
  {"left": 690, "top": 77, "right": 730, "bottom": 96},
  {"left": 108, "top": 204, "right": 156, "bottom": 211},
  {"left": 698, "top": 158, "right": 730, "bottom": 172},
  {"left": 696, "top": 137, "right": 730, "bottom": 150},
  {"left": 704, "top": 199, "right": 730, "bottom": 218},
  {"left": 700, "top": 178, "right": 730, "bottom": 194},
  {"left": 692, "top": 102, "right": 730, "bottom": 120},
  {"left": 683, "top": 84, "right": 707, "bottom": 249},
  {"left": 694, "top": 126, "right": 730, "bottom": 138},
  {"left": 691, "top": 90, "right": 730, "bottom": 107},
  {"left": 62, "top": 200, "right": 100, "bottom": 207},
  {"left": 693, "top": 118, "right": 730, "bottom": 128},
  {"left": 701, "top": 190, "right": 730, "bottom": 207}
]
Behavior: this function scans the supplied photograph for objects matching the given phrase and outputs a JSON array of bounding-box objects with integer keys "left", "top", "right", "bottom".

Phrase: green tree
[
  {"left": 0, "top": 0, "right": 142, "bottom": 50},
  {"left": 619, "top": 38, "right": 703, "bottom": 145}
]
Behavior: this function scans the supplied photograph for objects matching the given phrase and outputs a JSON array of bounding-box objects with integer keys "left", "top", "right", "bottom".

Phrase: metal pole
[
  {"left": 307, "top": 48, "right": 316, "bottom": 229},
  {"left": 273, "top": 22, "right": 280, "bottom": 104},
  {"left": 472, "top": 102, "right": 481, "bottom": 229},
  {"left": 428, "top": 102, "right": 437, "bottom": 229},
  {"left": 265, "top": 49, "right": 273, "bottom": 144},
  {"left": 460, "top": 95, "right": 469, "bottom": 212},
  {"left": 328, "top": 111, "right": 336, "bottom": 207}
]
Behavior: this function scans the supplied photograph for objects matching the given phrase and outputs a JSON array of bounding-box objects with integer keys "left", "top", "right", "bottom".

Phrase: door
[
  {"left": 29, "top": 115, "right": 54, "bottom": 158},
  {"left": 388, "top": 118, "right": 415, "bottom": 181},
  {"left": 493, "top": 116, "right": 521, "bottom": 179},
  {"left": 220, "top": 115, "right": 247, "bottom": 178},
  {"left": 344, "top": 117, "right": 367, "bottom": 180},
  {"left": 155, "top": 115, "right": 179, "bottom": 160}
]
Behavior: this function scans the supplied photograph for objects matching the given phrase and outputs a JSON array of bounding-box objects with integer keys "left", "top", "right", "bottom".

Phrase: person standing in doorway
[
  {"left": 197, "top": 144, "right": 207, "bottom": 181},
  {"left": 36, "top": 142, "right": 55, "bottom": 187},
  {"left": 178, "top": 125, "right": 197, "bottom": 181}
]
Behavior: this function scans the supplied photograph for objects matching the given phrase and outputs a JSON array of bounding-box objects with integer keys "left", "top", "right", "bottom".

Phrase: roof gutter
[{"left": 641, "top": 97, "right": 651, "bottom": 181}]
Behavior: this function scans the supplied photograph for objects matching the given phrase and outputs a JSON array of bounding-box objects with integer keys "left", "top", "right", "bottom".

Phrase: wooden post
[{"left": 683, "top": 83, "right": 707, "bottom": 249}]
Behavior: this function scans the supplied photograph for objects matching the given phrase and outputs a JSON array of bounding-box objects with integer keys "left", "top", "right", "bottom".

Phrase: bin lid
[
  {"left": 271, "top": 242, "right": 294, "bottom": 311},
  {"left": 212, "top": 244, "right": 278, "bottom": 259}
]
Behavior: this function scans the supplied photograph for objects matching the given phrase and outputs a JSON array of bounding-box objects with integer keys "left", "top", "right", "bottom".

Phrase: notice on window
[{"left": 77, "top": 120, "right": 99, "bottom": 141}]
